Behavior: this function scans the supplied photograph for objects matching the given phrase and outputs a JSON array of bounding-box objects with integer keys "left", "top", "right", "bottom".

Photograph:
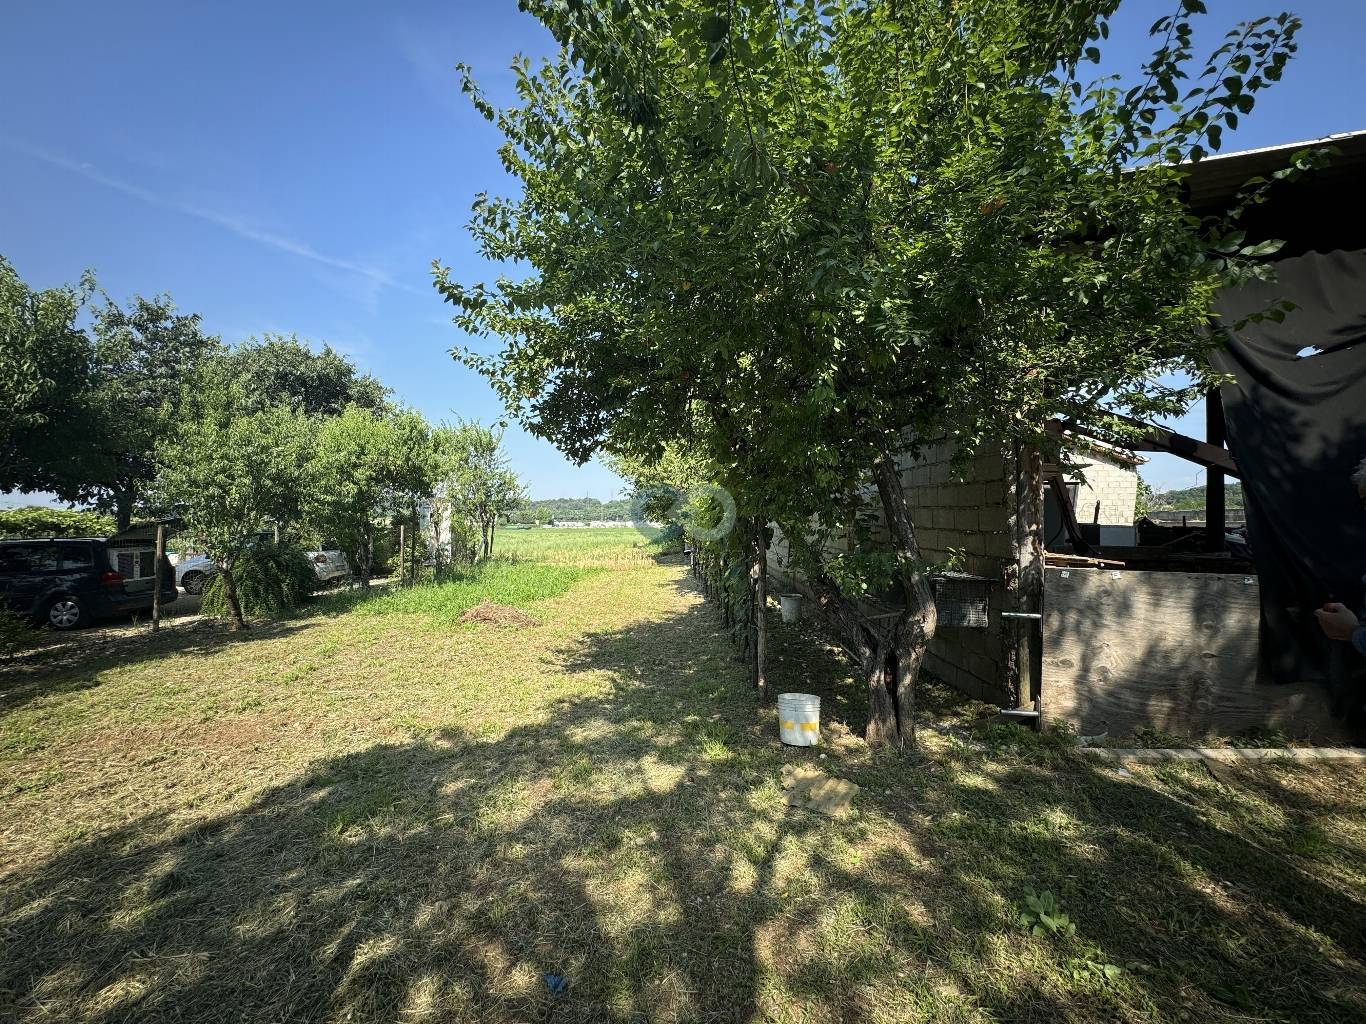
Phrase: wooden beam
[
  {"left": 1046, "top": 471, "right": 1094, "bottom": 555},
  {"left": 1046, "top": 414, "right": 1239, "bottom": 479}
]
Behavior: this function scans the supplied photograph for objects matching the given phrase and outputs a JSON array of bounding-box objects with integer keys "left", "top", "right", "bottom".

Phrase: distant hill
[
  {"left": 510, "top": 497, "right": 633, "bottom": 524},
  {"left": 1152, "top": 483, "right": 1244, "bottom": 511}
]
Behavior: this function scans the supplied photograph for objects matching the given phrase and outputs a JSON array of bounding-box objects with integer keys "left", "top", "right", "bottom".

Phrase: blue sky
[{"left": 2, "top": 1, "right": 1363, "bottom": 503}]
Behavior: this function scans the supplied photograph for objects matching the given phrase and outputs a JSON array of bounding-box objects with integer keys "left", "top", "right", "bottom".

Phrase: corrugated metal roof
[{"left": 1182, "top": 129, "right": 1366, "bottom": 211}]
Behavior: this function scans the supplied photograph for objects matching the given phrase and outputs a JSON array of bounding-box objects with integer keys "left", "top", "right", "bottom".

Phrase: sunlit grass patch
[{"left": 347, "top": 559, "right": 600, "bottom": 622}]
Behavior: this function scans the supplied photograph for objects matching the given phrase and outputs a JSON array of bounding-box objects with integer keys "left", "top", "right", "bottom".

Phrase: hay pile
[{"left": 457, "top": 600, "right": 539, "bottom": 628}]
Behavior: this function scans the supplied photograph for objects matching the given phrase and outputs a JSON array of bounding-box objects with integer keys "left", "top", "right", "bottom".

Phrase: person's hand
[{"left": 1315, "top": 602, "right": 1360, "bottom": 641}]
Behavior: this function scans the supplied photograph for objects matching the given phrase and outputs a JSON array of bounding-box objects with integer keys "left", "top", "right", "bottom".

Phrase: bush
[
  {"left": 0, "top": 506, "right": 115, "bottom": 539},
  {"left": 0, "top": 606, "right": 35, "bottom": 660},
  {"left": 202, "top": 541, "right": 317, "bottom": 621}
]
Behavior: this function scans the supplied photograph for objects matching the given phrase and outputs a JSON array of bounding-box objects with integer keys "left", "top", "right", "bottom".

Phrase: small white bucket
[
  {"left": 778, "top": 692, "right": 821, "bottom": 746},
  {"left": 778, "top": 593, "right": 803, "bottom": 624}
]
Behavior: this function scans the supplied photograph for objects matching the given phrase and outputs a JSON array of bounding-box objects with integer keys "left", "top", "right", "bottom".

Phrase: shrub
[
  {"left": 202, "top": 541, "right": 317, "bottom": 621},
  {"left": 0, "top": 605, "right": 35, "bottom": 660},
  {"left": 0, "top": 506, "right": 116, "bottom": 539}
]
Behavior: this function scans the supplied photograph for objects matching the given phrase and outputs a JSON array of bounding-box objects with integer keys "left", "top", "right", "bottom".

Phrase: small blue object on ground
[{"left": 543, "top": 974, "right": 569, "bottom": 997}]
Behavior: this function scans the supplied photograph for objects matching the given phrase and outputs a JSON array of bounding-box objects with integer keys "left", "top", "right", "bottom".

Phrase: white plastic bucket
[
  {"left": 778, "top": 692, "right": 821, "bottom": 746},
  {"left": 778, "top": 593, "right": 803, "bottom": 624}
]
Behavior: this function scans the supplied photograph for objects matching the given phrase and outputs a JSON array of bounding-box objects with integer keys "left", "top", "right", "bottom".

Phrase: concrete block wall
[
  {"left": 901, "top": 439, "right": 1015, "bottom": 704},
  {"left": 1068, "top": 454, "right": 1139, "bottom": 527},
  {"left": 768, "top": 437, "right": 1020, "bottom": 707}
]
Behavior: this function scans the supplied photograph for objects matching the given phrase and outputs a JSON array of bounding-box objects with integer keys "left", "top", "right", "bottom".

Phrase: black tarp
[{"left": 1212, "top": 248, "right": 1366, "bottom": 728}]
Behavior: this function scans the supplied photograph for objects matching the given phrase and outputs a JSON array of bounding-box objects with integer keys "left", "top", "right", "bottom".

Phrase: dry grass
[{"left": 1, "top": 548, "right": 1363, "bottom": 1023}]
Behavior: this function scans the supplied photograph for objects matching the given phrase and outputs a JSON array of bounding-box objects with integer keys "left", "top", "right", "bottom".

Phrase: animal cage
[{"left": 931, "top": 572, "right": 994, "bottom": 628}]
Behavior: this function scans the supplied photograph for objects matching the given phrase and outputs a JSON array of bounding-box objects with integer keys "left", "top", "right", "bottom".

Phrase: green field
[
  {"left": 496, "top": 525, "right": 670, "bottom": 567},
  {"left": 1, "top": 542, "right": 1363, "bottom": 1022}
]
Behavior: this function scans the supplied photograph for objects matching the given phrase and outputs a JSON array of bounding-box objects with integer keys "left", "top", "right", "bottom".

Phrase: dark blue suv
[{"left": 0, "top": 538, "right": 177, "bottom": 629}]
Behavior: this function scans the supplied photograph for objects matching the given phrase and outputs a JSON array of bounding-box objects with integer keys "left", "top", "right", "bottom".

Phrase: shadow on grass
[
  {"left": 0, "top": 618, "right": 314, "bottom": 716},
  {"left": 1, "top": 586, "right": 1363, "bottom": 1022}
]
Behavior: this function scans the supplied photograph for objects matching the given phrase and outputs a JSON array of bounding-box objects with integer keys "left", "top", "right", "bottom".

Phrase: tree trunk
[
  {"left": 803, "top": 452, "right": 937, "bottom": 750},
  {"left": 359, "top": 524, "right": 373, "bottom": 590},
  {"left": 114, "top": 490, "right": 134, "bottom": 532},
  {"left": 870, "top": 450, "right": 936, "bottom": 749},
  {"left": 410, "top": 500, "right": 420, "bottom": 580},
  {"left": 221, "top": 565, "right": 246, "bottom": 631}
]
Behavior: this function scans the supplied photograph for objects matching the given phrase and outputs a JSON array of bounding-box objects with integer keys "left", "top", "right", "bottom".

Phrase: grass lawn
[{"left": 1, "top": 534, "right": 1363, "bottom": 1023}]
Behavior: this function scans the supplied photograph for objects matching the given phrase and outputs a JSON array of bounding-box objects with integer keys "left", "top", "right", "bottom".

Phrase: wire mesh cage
[{"left": 931, "top": 572, "right": 993, "bottom": 628}]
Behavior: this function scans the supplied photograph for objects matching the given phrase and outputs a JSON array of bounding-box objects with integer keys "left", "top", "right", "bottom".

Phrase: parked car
[
  {"left": 172, "top": 545, "right": 350, "bottom": 594},
  {"left": 173, "top": 552, "right": 216, "bottom": 595},
  {"left": 308, "top": 548, "right": 351, "bottom": 585},
  {"left": 0, "top": 537, "right": 177, "bottom": 629}
]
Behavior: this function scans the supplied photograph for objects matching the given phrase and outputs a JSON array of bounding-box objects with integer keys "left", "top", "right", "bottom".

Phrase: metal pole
[
  {"left": 152, "top": 523, "right": 165, "bottom": 633},
  {"left": 399, "top": 523, "right": 407, "bottom": 585}
]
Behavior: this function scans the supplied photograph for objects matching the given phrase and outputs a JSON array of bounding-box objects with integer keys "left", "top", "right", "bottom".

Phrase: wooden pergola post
[
  {"left": 1011, "top": 448, "right": 1045, "bottom": 715},
  {"left": 1205, "top": 388, "right": 1227, "bottom": 552}
]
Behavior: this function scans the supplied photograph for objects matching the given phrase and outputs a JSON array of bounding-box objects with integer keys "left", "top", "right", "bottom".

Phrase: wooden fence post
[
  {"left": 755, "top": 520, "right": 768, "bottom": 700},
  {"left": 152, "top": 523, "right": 166, "bottom": 633}
]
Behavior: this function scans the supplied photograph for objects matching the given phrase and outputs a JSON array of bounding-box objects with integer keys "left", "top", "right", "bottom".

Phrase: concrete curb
[{"left": 1080, "top": 747, "right": 1366, "bottom": 762}]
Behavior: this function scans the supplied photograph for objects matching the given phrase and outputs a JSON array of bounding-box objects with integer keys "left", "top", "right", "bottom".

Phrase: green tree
[
  {"left": 439, "top": 0, "right": 1299, "bottom": 746},
  {"left": 447, "top": 423, "right": 526, "bottom": 561},
  {"left": 82, "top": 293, "right": 220, "bottom": 529},
  {"left": 314, "top": 407, "right": 433, "bottom": 588},
  {"left": 155, "top": 382, "right": 315, "bottom": 630},
  {"left": 221, "top": 334, "right": 388, "bottom": 416},
  {"left": 0, "top": 256, "right": 97, "bottom": 497}
]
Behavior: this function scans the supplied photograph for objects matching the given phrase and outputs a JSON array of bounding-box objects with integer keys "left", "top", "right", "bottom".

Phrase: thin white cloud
[{"left": 1, "top": 134, "right": 418, "bottom": 295}]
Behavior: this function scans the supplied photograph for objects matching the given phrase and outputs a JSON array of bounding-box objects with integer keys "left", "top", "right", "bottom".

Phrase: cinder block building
[{"left": 770, "top": 436, "right": 1140, "bottom": 705}]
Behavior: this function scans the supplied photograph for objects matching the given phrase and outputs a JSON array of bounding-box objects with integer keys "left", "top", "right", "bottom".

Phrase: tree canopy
[
  {"left": 221, "top": 334, "right": 389, "bottom": 417},
  {"left": 0, "top": 256, "right": 96, "bottom": 498},
  {"left": 438, "top": 0, "right": 1300, "bottom": 745}
]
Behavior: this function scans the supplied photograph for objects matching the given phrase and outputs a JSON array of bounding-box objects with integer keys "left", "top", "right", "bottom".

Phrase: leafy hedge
[
  {"left": 0, "top": 506, "right": 115, "bottom": 539},
  {"left": 202, "top": 541, "right": 318, "bottom": 621}
]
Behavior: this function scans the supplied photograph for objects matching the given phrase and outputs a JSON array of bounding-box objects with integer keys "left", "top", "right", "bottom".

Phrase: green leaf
[
  {"left": 699, "top": 13, "right": 729, "bottom": 44},
  {"left": 1215, "top": 230, "right": 1246, "bottom": 253}
]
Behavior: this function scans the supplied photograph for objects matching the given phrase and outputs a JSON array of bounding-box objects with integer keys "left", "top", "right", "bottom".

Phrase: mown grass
[{"left": 0, "top": 557, "right": 1362, "bottom": 1023}]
